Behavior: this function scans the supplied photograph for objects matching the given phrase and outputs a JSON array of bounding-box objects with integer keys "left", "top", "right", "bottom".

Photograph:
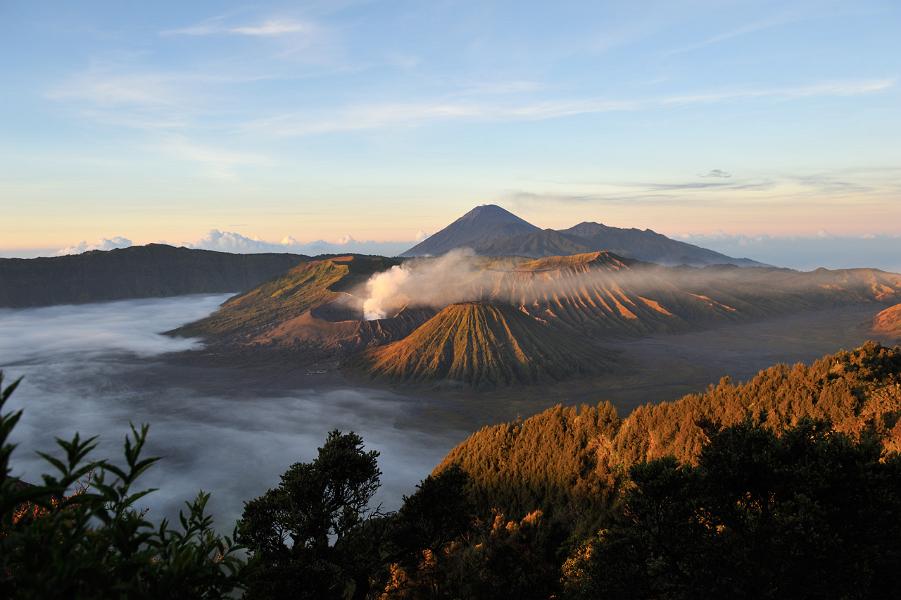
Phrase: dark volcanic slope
[
  {"left": 401, "top": 204, "right": 762, "bottom": 267},
  {"left": 0, "top": 244, "right": 307, "bottom": 308},
  {"left": 361, "top": 302, "right": 609, "bottom": 387},
  {"left": 400, "top": 204, "right": 540, "bottom": 257}
]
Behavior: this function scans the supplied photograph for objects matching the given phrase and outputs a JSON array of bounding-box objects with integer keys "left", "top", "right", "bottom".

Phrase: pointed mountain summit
[
  {"left": 402, "top": 205, "right": 765, "bottom": 267},
  {"left": 400, "top": 204, "right": 540, "bottom": 257}
]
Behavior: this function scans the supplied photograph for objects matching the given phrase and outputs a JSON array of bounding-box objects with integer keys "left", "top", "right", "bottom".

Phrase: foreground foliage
[
  {"left": 0, "top": 373, "right": 245, "bottom": 599},
  {"left": 564, "top": 418, "right": 901, "bottom": 599}
]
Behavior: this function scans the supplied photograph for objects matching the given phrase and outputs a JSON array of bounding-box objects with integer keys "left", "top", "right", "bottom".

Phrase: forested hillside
[{"left": 438, "top": 341, "right": 901, "bottom": 524}]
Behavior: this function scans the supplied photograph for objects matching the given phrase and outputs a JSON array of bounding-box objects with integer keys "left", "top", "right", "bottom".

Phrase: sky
[{"left": 1, "top": 0, "right": 900, "bottom": 263}]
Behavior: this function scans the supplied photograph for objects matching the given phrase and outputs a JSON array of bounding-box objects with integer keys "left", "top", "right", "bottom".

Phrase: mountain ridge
[
  {"left": 0, "top": 244, "right": 309, "bottom": 308},
  {"left": 402, "top": 204, "right": 764, "bottom": 267},
  {"left": 177, "top": 248, "right": 901, "bottom": 387}
]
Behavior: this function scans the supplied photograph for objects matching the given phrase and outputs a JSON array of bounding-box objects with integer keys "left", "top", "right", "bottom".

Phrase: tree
[
  {"left": 238, "top": 430, "right": 382, "bottom": 600},
  {"left": 388, "top": 464, "right": 476, "bottom": 566},
  {"left": 0, "top": 372, "right": 245, "bottom": 599},
  {"left": 567, "top": 417, "right": 901, "bottom": 600}
]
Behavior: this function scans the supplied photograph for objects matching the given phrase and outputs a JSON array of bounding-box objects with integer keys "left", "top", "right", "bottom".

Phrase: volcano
[
  {"left": 175, "top": 248, "right": 901, "bottom": 388},
  {"left": 400, "top": 205, "right": 541, "bottom": 257},
  {"left": 401, "top": 205, "right": 764, "bottom": 267},
  {"left": 171, "top": 254, "right": 401, "bottom": 340},
  {"left": 360, "top": 302, "right": 607, "bottom": 388}
]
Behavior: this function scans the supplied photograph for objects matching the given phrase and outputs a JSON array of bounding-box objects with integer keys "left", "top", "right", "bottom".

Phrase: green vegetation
[
  {"left": 3, "top": 342, "right": 900, "bottom": 598},
  {"left": 0, "top": 373, "right": 244, "bottom": 599},
  {"left": 238, "top": 430, "right": 382, "bottom": 599}
]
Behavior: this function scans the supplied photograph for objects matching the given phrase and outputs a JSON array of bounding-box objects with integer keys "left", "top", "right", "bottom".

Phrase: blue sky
[{"left": 1, "top": 0, "right": 900, "bottom": 261}]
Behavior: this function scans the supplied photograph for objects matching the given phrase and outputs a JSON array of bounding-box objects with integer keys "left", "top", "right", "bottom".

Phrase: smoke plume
[
  {"left": 359, "top": 249, "right": 901, "bottom": 323},
  {"left": 363, "top": 249, "right": 483, "bottom": 319}
]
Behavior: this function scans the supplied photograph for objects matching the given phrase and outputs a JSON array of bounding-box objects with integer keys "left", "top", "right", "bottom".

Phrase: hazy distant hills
[
  {"left": 401, "top": 204, "right": 764, "bottom": 267},
  {"left": 0, "top": 244, "right": 307, "bottom": 308}
]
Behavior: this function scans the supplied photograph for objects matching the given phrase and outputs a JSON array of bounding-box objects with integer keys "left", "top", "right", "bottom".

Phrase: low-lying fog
[{"left": 0, "top": 295, "right": 464, "bottom": 528}]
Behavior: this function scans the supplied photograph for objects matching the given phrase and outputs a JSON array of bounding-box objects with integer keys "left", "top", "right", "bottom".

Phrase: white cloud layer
[
  {"left": 188, "top": 230, "right": 412, "bottom": 256},
  {"left": 57, "top": 236, "right": 133, "bottom": 256},
  {"left": 243, "top": 78, "right": 894, "bottom": 137},
  {"left": 50, "top": 230, "right": 415, "bottom": 258}
]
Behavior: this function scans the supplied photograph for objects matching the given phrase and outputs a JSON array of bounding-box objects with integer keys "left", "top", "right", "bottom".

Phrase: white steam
[{"left": 363, "top": 249, "right": 480, "bottom": 319}]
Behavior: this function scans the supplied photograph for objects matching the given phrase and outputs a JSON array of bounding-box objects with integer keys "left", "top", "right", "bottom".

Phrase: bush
[{"left": 0, "top": 373, "right": 245, "bottom": 599}]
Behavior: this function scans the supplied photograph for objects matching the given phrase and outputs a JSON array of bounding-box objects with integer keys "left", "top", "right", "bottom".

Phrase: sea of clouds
[
  {"left": 52, "top": 229, "right": 419, "bottom": 258},
  {"left": 0, "top": 295, "right": 462, "bottom": 527}
]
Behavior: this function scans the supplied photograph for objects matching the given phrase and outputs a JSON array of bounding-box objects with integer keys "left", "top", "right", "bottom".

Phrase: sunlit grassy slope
[
  {"left": 874, "top": 303, "right": 901, "bottom": 339},
  {"left": 437, "top": 341, "right": 901, "bottom": 517}
]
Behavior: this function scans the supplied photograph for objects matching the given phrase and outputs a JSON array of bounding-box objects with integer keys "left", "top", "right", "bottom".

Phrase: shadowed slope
[
  {"left": 361, "top": 302, "right": 608, "bottom": 387},
  {"left": 0, "top": 244, "right": 307, "bottom": 308}
]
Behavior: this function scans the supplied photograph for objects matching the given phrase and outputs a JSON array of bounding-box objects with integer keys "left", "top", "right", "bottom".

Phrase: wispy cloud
[
  {"left": 504, "top": 166, "right": 899, "bottom": 211},
  {"left": 49, "top": 71, "right": 185, "bottom": 108},
  {"left": 243, "top": 97, "right": 639, "bottom": 136},
  {"left": 457, "top": 80, "right": 544, "bottom": 95},
  {"left": 244, "top": 78, "right": 893, "bottom": 137},
  {"left": 162, "top": 17, "right": 315, "bottom": 37},
  {"left": 155, "top": 136, "right": 270, "bottom": 179},
  {"left": 663, "top": 79, "right": 895, "bottom": 105},
  {"left": 666, "top": 14, "right": 799, "bottom": 56},
  {"left": 47, "top": 67, "right": 276, "bottom": 132}
]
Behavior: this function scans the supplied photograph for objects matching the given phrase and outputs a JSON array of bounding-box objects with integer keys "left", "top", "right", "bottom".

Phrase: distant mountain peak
[
  {"left": 466, "top": 203, "right": 510, "bottom": 215},
  {"left": 400, "top": 204, "right": 539, "bottom": 257},
  {"left": 401, "top": 204, "right": 765, "bottom": 267},
  {"left": 459, "top": 204, "right": 532, "bottom": 223}
]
